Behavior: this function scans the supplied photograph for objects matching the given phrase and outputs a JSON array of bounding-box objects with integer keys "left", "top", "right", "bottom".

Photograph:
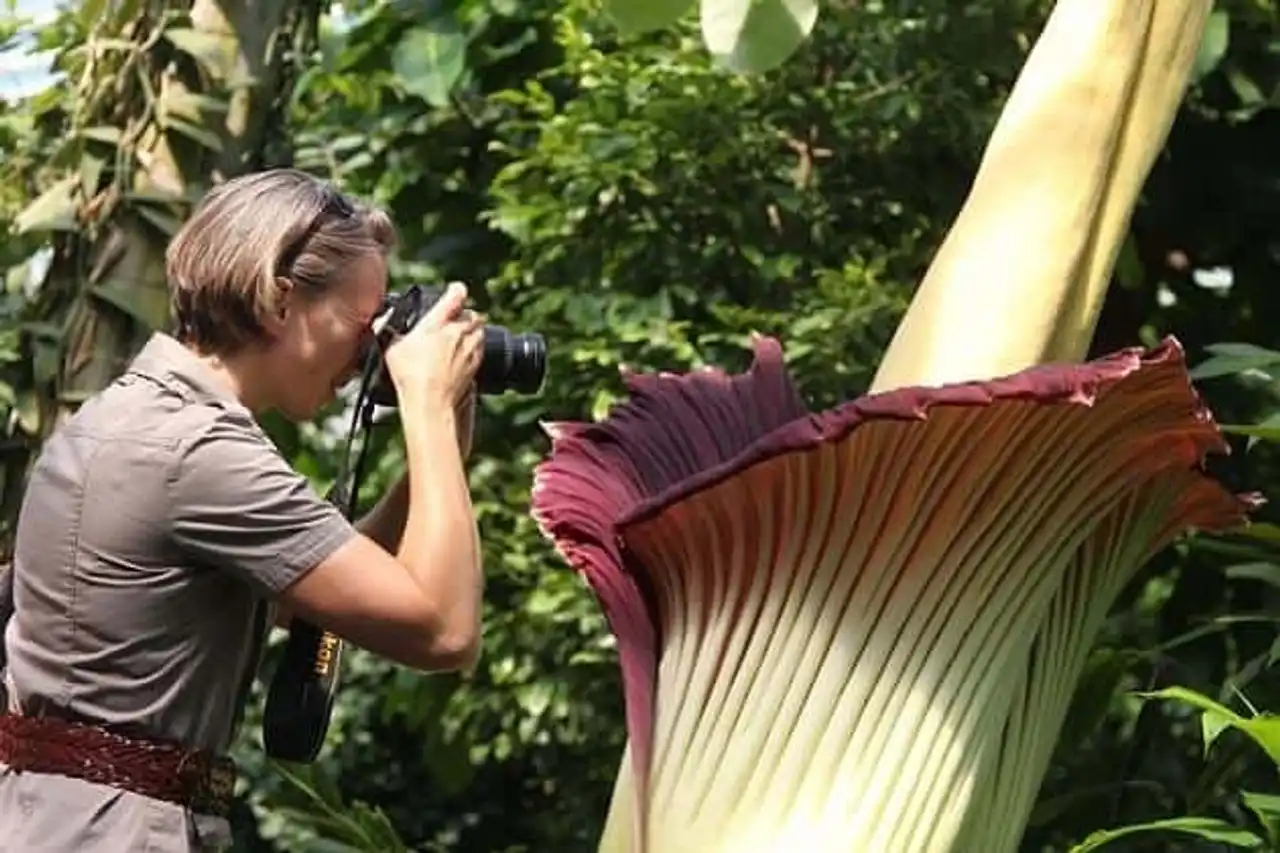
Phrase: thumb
[{"left": 422, "top": 281, "right": 468, "bottom": 327}]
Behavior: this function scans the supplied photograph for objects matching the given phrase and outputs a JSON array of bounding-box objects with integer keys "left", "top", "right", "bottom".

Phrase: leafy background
[{"left": 2, "top": 0, "right": 1280, "bottom": 850}]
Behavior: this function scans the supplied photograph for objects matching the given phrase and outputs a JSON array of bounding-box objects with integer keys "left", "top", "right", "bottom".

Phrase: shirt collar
[{"left": 128, "top": 332, "right": 244, "bottom": 410}]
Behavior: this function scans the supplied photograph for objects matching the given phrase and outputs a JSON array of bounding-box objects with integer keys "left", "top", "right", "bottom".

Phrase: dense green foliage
[{"left": 3, "top": 0, "right": 1280, "bottom": 850}]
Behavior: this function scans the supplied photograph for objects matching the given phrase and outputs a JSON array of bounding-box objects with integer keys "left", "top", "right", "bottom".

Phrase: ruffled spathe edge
[{"left": 536, "top": 335, "right": 1254, "bottom": 542}]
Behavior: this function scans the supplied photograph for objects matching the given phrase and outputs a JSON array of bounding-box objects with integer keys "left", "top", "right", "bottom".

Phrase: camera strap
[
  {"left": 260, "top": 340, "right": 385, "bottom": 763},
  {"left": 331, "top": 348, "right": 383, "bottom": 514}
]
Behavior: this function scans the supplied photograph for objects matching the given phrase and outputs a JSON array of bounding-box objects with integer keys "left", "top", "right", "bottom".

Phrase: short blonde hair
[{"left": 166, "top": 168, "right": 398, "bottom": 355}]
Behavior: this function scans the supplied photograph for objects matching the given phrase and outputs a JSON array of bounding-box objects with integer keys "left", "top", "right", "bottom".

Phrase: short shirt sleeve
[{"left": 168, "top": 410, "right": 358, "bottom": 595}]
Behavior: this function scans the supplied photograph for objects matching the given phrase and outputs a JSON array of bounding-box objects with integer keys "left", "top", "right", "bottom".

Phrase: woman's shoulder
[{"left": 55, "top": 367, "right": 263, "bottom": 453}]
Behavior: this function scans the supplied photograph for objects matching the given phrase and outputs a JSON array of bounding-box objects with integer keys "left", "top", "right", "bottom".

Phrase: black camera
[{"left": 367, "top": 284, "right": 548, "bottom": 406}]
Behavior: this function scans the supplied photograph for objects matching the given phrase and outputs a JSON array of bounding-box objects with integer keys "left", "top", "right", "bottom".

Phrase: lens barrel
[{"left": 476, "top": 327, "right": 548, "bottom": 395}]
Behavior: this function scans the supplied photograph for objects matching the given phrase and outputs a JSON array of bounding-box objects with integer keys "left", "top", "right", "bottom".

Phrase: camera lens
[{"left": 477, "top": 326, "right": 548, "bottom": 395}]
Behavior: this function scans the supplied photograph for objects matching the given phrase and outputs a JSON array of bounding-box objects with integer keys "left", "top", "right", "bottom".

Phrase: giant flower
[
  {"left": 535, "top": 336, "right": 1255, "bottom": 852},
  {"left": 531, "top": 1, "right": 1252, "bottom": 851}
]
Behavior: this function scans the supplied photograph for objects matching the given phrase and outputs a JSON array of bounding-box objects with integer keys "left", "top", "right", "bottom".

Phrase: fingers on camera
[{"left": 425, "top": 282, "right": 468, "bottom": 325}]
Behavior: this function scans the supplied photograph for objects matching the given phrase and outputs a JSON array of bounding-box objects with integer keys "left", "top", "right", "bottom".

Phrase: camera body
[{"left": 367, "top": 284, "right": 548, "bottom": 406}]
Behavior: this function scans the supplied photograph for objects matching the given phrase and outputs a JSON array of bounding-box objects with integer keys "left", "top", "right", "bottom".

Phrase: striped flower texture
[{"left": 531, "top": 335, "right": 1257, "bottom": 853}]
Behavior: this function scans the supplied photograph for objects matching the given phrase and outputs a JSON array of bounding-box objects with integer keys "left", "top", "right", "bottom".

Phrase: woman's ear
[{"left": 262, "top": 276, "right": 295, "bottom": 336}]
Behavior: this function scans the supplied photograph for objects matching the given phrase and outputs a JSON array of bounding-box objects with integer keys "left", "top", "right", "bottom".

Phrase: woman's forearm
[
  {"left": 356, "top": 392, "right": 475, "bottom": 551},
  {"left": 395, "top": 403, "right": 484, "bottom": 663}
]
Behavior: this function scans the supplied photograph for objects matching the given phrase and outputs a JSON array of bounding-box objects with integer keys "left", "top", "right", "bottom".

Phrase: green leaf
[
  {"left": 1068, "top": 817, "right": 1264, "bottom": 853},
  {"left": 304, "top": 841, "right": 366, "bottom": 853},
  {"left": 269, "top": 760, "right": 383, "bottom": 849},
  {"left": 349, "top": 802, "right": 410, "bottom": 852},
  {"left": 15, "top": 175, "right": 79, "bottom": 234},
  {"left": 14, "top": 390, "right": 41, "bottom": 435},
  {"left": 29, "top": 330, "right": 61, "bottom": 388},
  {"left": 132, "top": 202, "right": 185, "bottom": 238},
  {"left": 1241, "top": 522, "right": 1280, "bottom": 544},
  {"left": 1243, "top": 718, "right": 1280, "bottom": 769},
  {"left": 1225, "top": 562, "right": 1280, "bottom": 590},
  {"left": 65, "top": 38, "right": 139, "bottom": 56},
  {"left": 1140, "top": 686, "right": 1280, "bottom": 769},
  {"left": 310, "top": 763, "right": 346, "bottom": 811},
  {"left": 1222, "top": 424, "right": 1280, "bottom": 443},
  {"left": 1140, "top": 687, "right": 1239, "bottom": 754},
  {"left": 1242, "top": 791, "right": 1280, "bottom": 847},
  {"left": 89, "top": 277, "right": 170, "bottom": 330},
  {"left": 271, "top": 761, "right": 342, "bottom": 811},
  {"left": 1238, "top": 412, "right": 1280, "bottom": 451},
  {"left": 162, "top": 27, "right": 235, "bottom": 78},
  {"left": 392, "top": 17, "right": 467, "bottom": 107},
  {"left": 1226, "top": 65, "right": 1267, "bottom": 110},
  {"left": 700, "top": 0, "right": 819, "bottom": 74},
  {"left": 516, "top": 680, "right": 554, "bottom": 717},
  {"left": 77, "top": 0, "right": 109, "bottom": 30},
  {"left": 603, "top": 0, "right": 694, "bottom": 35},
  {"left": 1190, "top": 342, "right": 1280, "bottom": 380},
  {"left": 1192, "top": 9, "right": 1231, "bottom": 82},
  {"left": 79, "top": 151, "right": 105, "bottom": 199},
  {"left": 162, "top": 90, "right": 230, "bottom": 122},
  {"left": 161, "top": 115, "right": 224, "bottom": 152},
  {"left": 76, "top": 125, "right": 123, "bottom": 145}
]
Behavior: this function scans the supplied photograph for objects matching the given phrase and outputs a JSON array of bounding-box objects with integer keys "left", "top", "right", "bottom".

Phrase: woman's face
[{"left": 271, "top": 251, "right": 388, "bottom": 421}]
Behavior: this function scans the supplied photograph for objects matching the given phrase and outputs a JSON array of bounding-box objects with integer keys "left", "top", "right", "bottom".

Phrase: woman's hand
[{"left": 383, "top": 281, "right": 483, "bottom": 410}]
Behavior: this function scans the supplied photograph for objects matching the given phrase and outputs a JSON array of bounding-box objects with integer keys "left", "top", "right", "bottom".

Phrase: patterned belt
[{"left": 0, "top": 711, "right": 236, "bottom": 818}]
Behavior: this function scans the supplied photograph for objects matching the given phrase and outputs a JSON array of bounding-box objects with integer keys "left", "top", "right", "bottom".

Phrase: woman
[{"left": 0, "top": 169, "right": 486, "bottom": 851}]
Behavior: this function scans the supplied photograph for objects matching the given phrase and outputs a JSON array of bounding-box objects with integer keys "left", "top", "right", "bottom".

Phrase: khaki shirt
[{"left": 0, "top": 333, "right": 357, "bottom": 851}]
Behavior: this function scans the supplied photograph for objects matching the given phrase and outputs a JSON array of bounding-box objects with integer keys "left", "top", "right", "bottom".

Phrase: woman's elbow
[
  {"left": 394, "top": 601, "right": 481, "bottom": 671},
  {"left": 417, "top": 625, "right": 481, "bottom": 672},
  {"left": 346, "top": 614, "right": 480, "bottom": 673}
]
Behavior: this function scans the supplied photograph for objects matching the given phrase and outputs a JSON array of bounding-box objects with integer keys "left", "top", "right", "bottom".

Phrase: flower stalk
[{"left": 871, "top": 0, "right": 1213, "bottom": 393}]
